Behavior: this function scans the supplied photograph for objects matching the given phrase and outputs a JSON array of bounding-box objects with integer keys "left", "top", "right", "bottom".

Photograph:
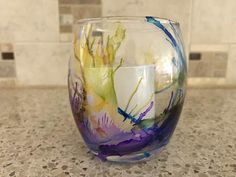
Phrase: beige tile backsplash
[
  {"left": 188, "top": 52, "right": 228, "bottom": 78},
  {"left": 58, "top": 1, "right": 102, "bottom": 42},
  {"left": 0, "top": 0, "right": 236, "bottom": 86},
  {"left": 227, "top": 45, "right": 236, "bottom": 85},
  {"left": 0, "top": 61, "right": 15, "bottom": 78},
  {"left": 15, "top": 43, "right": 71, "bottom": 86},
  {"left": 0, "top": 0, "right": 59, "bottom": 42},
  {"left": 0, "top": 43, "right": 13, "bottom": 53},
  {"left": 191, "top": 0, "right": 236, "bottom": 44}
]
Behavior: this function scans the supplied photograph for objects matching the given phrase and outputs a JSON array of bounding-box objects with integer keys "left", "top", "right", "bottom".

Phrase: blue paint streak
[
  {"left": 118, "top": 101, "right": 154, "bottom": 126},
  {"left": 169, "top": 21, "right": 187, "bottom": 72},
  {"left": 146, "top": 16, "right": 177, "bottom": 47},
  {"left": 143, "top": 151, "right": 151, "bottom": 158},
  {"left": 118, "top": 107, "right": 139, "bottom": 124},
  {"left": 146, "top": 16, "right": 187, "bottom": 87}
]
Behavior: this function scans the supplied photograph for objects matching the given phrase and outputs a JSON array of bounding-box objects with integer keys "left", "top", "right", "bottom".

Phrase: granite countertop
[{"left": 0, "top": 88, "right": 235, "bottom": 177}]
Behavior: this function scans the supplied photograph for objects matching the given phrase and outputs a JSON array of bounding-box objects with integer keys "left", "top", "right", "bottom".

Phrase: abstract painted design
[{"left": 68, "top": 16, "right": 186, "bottom": 162}]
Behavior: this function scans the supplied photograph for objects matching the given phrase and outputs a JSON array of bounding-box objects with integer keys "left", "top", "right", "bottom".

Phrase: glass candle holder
[{"left": 68, "top": 16, "right": 187, "bottom": 162}]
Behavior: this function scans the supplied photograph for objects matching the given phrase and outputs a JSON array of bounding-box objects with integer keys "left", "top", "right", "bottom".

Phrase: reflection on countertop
[{"left": 0, "top": 88, "right": 235, "bottom": 177}]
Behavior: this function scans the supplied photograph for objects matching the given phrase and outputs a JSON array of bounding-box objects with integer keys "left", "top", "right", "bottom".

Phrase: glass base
[{"left": 91, "top": 146, "right": 166, "bottom": 163}]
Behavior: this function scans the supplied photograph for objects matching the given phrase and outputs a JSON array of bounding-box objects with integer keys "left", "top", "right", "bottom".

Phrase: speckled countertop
[{"left": 0, "top": 88, "right": 235, "bottom": 177}]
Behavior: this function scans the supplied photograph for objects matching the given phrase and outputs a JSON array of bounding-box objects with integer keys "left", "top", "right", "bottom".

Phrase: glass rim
[{"left": 75, "top": 16, "right": 179, "bottom": 26}]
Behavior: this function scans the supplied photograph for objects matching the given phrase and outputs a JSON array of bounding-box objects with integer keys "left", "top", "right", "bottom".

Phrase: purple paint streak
[{"left": 138, "top": 101, "right": 154, "bottom": 120}]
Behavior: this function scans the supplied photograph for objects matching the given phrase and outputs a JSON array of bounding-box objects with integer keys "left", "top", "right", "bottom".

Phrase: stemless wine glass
[{"left": 68, "top": 16, "right": 187, "bottom": 162}]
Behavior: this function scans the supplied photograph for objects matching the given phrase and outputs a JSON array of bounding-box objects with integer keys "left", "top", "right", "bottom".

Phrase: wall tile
[
  {"left": 58, "top": 2, "right": 102, "bottom": 42},
  {"left": 226, "top": 45, "right": 236, "bottom": 85},
  {"left": 0, "top": 0, "right": 59, "bottom": 42},
  {"left": 214, "top": 70, "right": 225, "bottom": 77},
  {"left": 60, "top": 14, "right": 74, "bottom": 26},
  {"left": 190, "top": 45, "right": 229, "bottom": 52},
  {"left": 102, "top": 0, "right": 192, "bottom": 50},
  {"left": 60, "top": 25, "right": 73, "bottom": 33},
  {"left": 59, "top": 0, "right": 101, "bottom": 4},
  {"left": 214, "top": 61, "right": 227, "bottom": 70},
  {"left": 59, "top": 0, "right": 81, "bottom": 4},
  {"left": 0, "top": 78, "right": 15, "bottom": 87},
  {"left": 188, "top": 60, "right": 213, "bottom": 77},
  {"left": 188, "top": 78, "right": 226, "bottom": 87},
  {"left": 191, "top": 0, "right": 236, "bottom": 44},
  {"left": 0, "top": 43, "right": 13, "bottom": 52},
  {"left": 188, "top": 51, "right": 228, "bottom": 78},
  {"left": 2, "top": 52, "right": 15, "bottom": 60},
  {"left": 0, "top": 43, "right": 15, "bottom": 62},
  {"left": 60, "top": 33, "right": 73, "bottom": 42},
  {"left": 80, "top": 0, "right": 101, "bottom": 4},
  {"left": 15, "top": 43, "right": 72, "bottom": 86},
  {"left": 72, "top": 5, "right": 101, "bottom": 20},
  {"left": 59, "top": 6, "right": 72, "bottom": 14},
  {"left": 0, "top": 61, "right": 15, "bottom": 77}
]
